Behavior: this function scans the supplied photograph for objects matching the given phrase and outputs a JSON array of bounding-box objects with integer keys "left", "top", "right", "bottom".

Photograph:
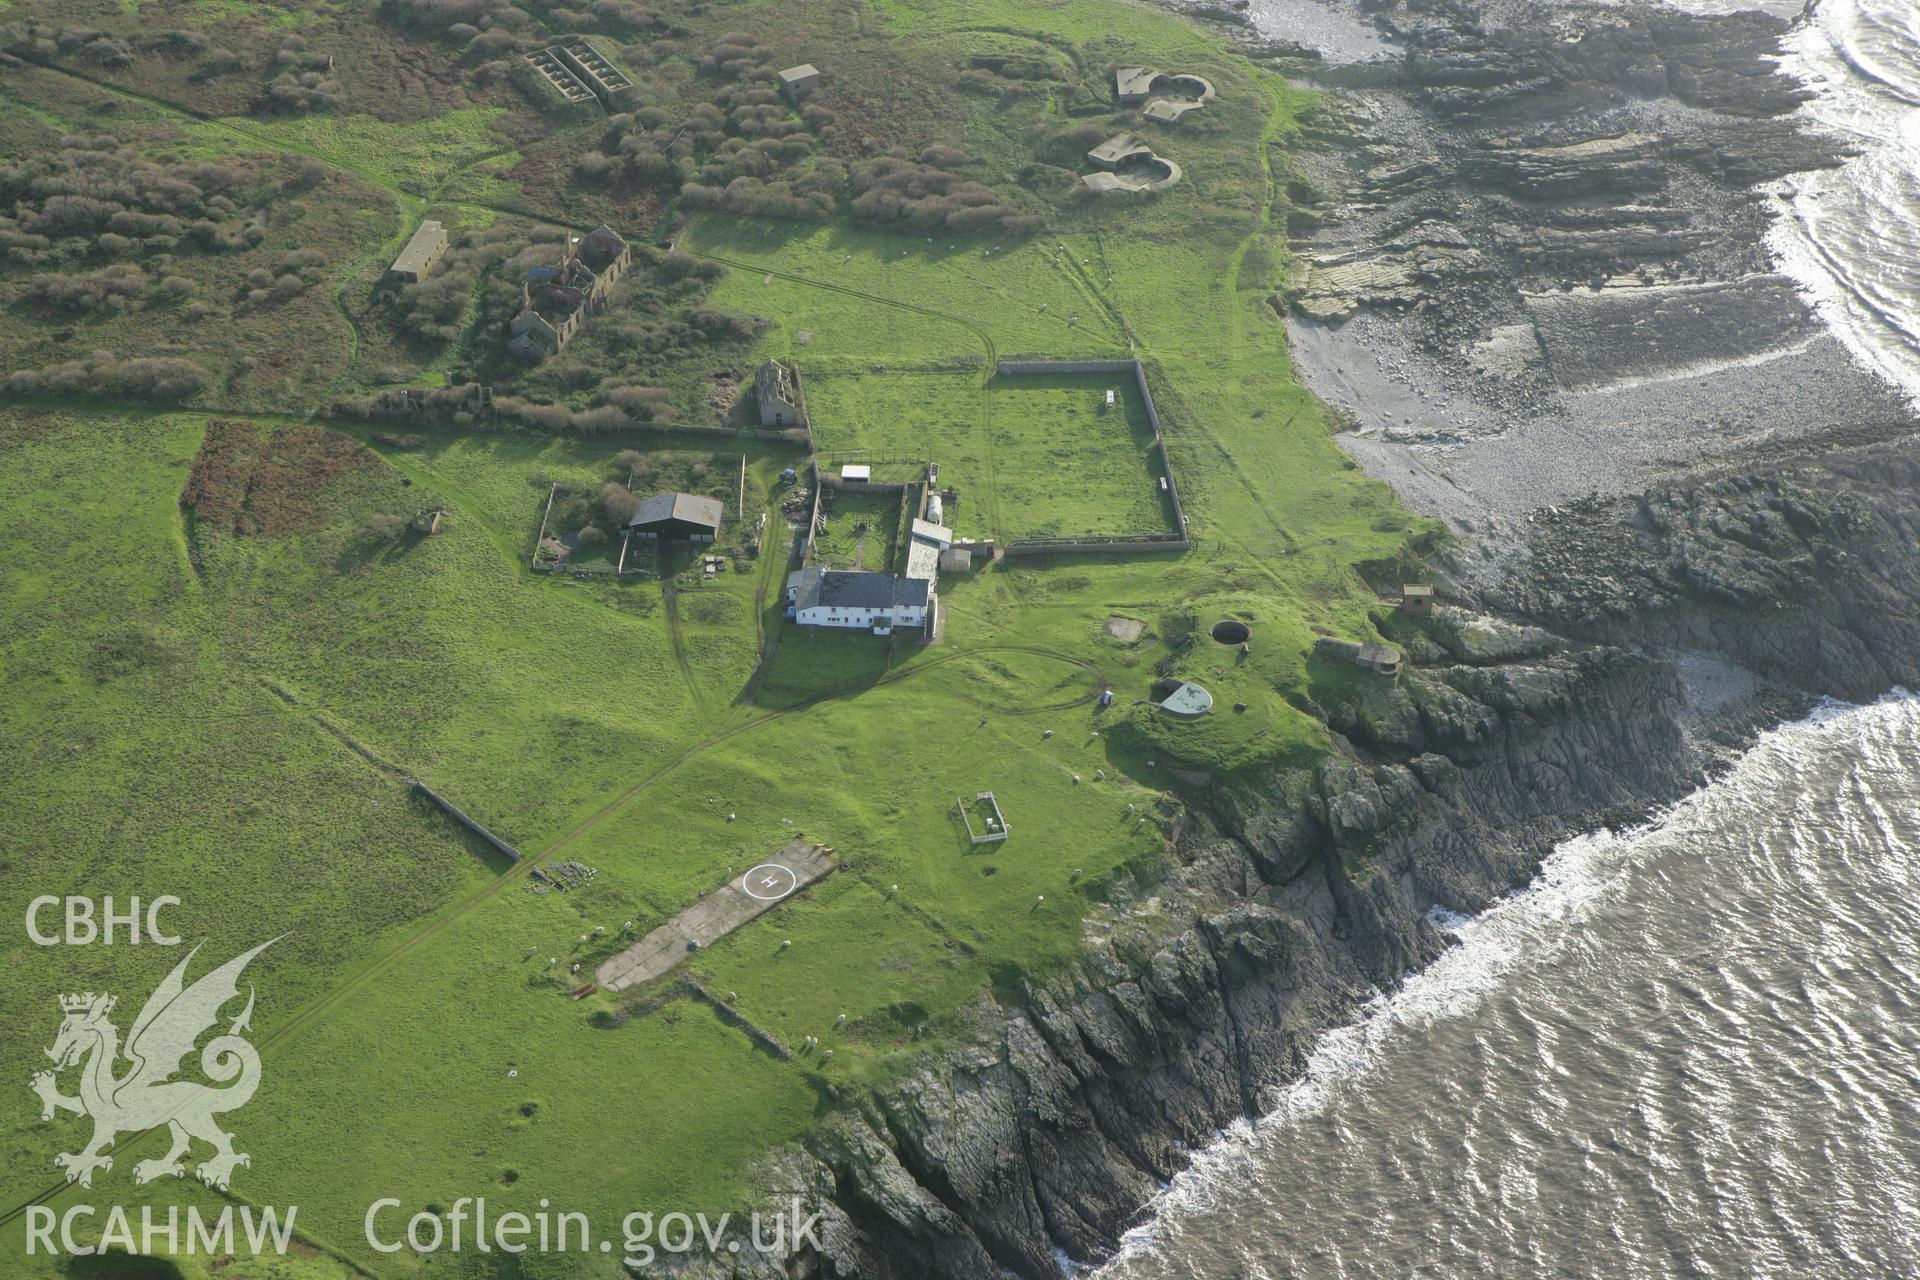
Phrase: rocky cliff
[
  {"left": 716, "top": 4, "right": 1920, "bottom": 1276},
  {"left": 738, "top": 622, "right": 1706, "bottom": 1279}
]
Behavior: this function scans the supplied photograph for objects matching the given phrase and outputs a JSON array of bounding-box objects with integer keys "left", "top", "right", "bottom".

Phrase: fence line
[{"left": 530, "top": 482, "right": 558, "bottom": 570}]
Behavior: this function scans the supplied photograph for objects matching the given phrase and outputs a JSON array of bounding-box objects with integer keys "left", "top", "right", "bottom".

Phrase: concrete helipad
[{"left": 596, "top": 840, "right": 835, "bottom": 992}]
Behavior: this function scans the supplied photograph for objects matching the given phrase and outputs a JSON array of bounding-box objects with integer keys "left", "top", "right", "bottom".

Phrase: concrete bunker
[
  {"left": 1115, "top": 66, "right": 1217, "bottom": 124},
  {"left": 1156, "top": 680, "right": 1214, "bottom": 717},
  {"left": 1079, "top": 134, "right": 1183, "bottom": 195}
]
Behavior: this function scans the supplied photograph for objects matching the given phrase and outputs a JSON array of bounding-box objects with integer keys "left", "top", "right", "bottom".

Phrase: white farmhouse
[{"left": 786, "top": 566, "right": 931, "bottom": 635}]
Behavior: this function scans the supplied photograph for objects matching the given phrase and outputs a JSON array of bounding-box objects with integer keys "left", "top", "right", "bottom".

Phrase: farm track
[
  {"left": 0, "top": 639, "right": 1104, "bottom": 1235},
  {"left": 23, "top": 61, "right": 1032, "bottom": 550},
  {"left": 661, "top": 582, "right": 709, "bottom": 714},
  {"left": 0, "top": 60, "right": 1140, "bottom": 1240}
]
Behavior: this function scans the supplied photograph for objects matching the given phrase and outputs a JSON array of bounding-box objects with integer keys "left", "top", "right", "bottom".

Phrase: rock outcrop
[
  {"left": 723, "top": 632, "right": 1701, "bottom": 1280},
  {"left": 697, "top": 5, "right": 1920, "bottom": 1276}
]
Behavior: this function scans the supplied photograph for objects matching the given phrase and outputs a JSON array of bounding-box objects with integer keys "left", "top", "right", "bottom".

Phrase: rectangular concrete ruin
[
  {"left": 386, "top": 219, "right": 448, "bottom": 286},
  {"left": 521, "top": 47, "right": 596, "bottom": 109},
  {"left": 556, "top": 39, "right": 634, "bottom": 109},
  {"left": 521, "top": 40, "right": 633, "bottom": 113}
]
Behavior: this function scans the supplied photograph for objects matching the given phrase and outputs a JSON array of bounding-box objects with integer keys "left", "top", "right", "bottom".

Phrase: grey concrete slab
[{"left": 596, "top": 840, "right": 835, "bottom": 992}]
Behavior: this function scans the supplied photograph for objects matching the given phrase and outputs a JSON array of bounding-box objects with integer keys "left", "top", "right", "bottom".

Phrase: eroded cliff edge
[{"left": 729, "top": 4, "right": 1920, "bottom": 1276}]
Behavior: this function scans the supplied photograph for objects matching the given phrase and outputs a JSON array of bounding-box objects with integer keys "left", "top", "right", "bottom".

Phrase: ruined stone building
[{"left": 507, "top": 225, "right": 631, "bottom": 362}]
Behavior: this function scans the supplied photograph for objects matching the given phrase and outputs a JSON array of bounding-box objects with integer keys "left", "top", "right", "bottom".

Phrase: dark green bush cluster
[
  {"left": 960, "top": 53, "right": 1066, "bottom": 103},
  {"left": 698, "top": 30, "right": 771, "bottom": 81},
  {"left": 575, "top": 38, "right": 846, "bottom": 223},
  {"left": 24, "top": 262, "right": 152, "bottom": 313},
  {"left": 237, "top": 247, "right": 328, "bottom": 308},
  {"left": 259, "top": 35, "right": 343, "bottom": 113},
  {"left": 382, "top": 0, "right": 531, "bottom": 32},
  {"left": 6, "top": 350, "right": 210, "bottom": 402},
  {"left": 547, "top": 1, "right": 661, "bottom": 34},
  {"left": 0, "top": 137, "right": 305, "bottom": 268},
  {"left": 0, "top": 21, "right": 249, "bottom": 83},
  {"left": 850, "top": 148, "right": 1044, "bottom": 235},
  {"left": 384, "top": 0, "right": 540, "bottom": 76}
]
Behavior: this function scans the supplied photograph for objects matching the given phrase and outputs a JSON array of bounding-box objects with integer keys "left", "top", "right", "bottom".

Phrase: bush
[
  {"left": 360, "top": 512, "right": 407, "bottom": 540},
  {"left": 600, "top": 482, "right": 640, "bottom": 525},
  {"left": 6, "top": 350, "right": 208, "bottom": 402},
  {"left": 847, "top": 152, "right": 1035, "bottom": 235},
  {"left": 26, "top": 262, "right": 151, "bottom": 312}
]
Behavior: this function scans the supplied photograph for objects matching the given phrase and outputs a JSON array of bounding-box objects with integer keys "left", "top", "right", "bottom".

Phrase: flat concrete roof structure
[
  {"left": 840, "top": 464, "right": 871, "bottom": 482},
  {"left": 1078, "top": 157, "right": 1182, "bottom": 195},
  {"left": 910, "top": 518, "right": 952, "bottom": 548},
  {"left": 779, "top": 64, "right": 821, "bottom": 101},
  {"left": 1082, "top": 133, "right": 1182, "bottom": 192},
  {"left": 1314, "top": 636, "right": 1402, "bottom": 676},
  {"left": 387, "top": 220, "right": 448, "bottom": 284},
  {"left": 557, "top": 39, "right": 633, "bottom": 108},
  {"left": 1115, "top": 66, "right": 1160, "bottom": 102},
  {"left": 904, "top": 536, "right": 941, "bottom": 585},
  {"left": 1088, "top": 133, "right": 1152, "bottom": 169},
  {"left": 1144, "top": 99, "right": 1202, "bottom": 124},
  {"left": 598, "top": 841, "right": 834, "bottom": 991},
  {"left": 1158, "top": 680, "right": 1214, "bottom": 717}
]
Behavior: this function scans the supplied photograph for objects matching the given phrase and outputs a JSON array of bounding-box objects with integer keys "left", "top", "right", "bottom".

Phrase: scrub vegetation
[{"left": 0, "top": 0, "right": 1434, "bottom": 1275}]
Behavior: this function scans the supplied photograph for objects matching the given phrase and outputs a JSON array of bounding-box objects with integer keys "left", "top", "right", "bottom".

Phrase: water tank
[{"left": 926, "top": 494, "right": 944, "bottom": 524}]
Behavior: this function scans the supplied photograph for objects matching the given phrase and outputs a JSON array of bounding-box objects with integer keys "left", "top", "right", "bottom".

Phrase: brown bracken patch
[{"left": 181, "top": 420, "right": 376, "bottom": 537}]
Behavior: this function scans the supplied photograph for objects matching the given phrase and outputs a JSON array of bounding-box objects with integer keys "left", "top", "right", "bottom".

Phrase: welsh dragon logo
[{"left": 30, "top": 939, "right": 280, "bottom": 1190}]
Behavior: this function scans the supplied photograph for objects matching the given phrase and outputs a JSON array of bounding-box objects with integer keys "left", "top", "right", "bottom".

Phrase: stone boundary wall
[
  {"left": 993, "top": 357, "right": 1191, "bottom": 552},
  {"left": 410, "top": 780, "right": 523, "bottom": 862},
  {"left": 1000, "top": 533, "right": 1189, "bottom": 556}
]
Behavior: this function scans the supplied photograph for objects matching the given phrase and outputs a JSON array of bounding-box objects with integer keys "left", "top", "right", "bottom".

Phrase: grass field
[
  {"left": 809, "top": 485, "right": 904, "bottom": 571},
  {"left": 0, "top": 0, "right": 1442, "bottom": 1274},
  {"left": 988, "top": 368, "right": 1176, "bottom": 539}
]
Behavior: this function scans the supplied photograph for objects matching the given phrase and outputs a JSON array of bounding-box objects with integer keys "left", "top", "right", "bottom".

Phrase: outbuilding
[
  {"left": 628, "top": 492, "right": 723, "bottom": 542},
  {"left": 386, "top": 219, "right": 448, "bottom": 287},
  {"left": 778, "top": 64, "right": 821, "bottom": 102}
]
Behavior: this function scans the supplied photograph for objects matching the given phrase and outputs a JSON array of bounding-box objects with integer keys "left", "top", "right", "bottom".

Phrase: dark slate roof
[
  {"left": 792, "top": 566, "right": 928, "bottom": 613},
  {"left": 629, "top": 492, "right": 722, "bottom": 530}
]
